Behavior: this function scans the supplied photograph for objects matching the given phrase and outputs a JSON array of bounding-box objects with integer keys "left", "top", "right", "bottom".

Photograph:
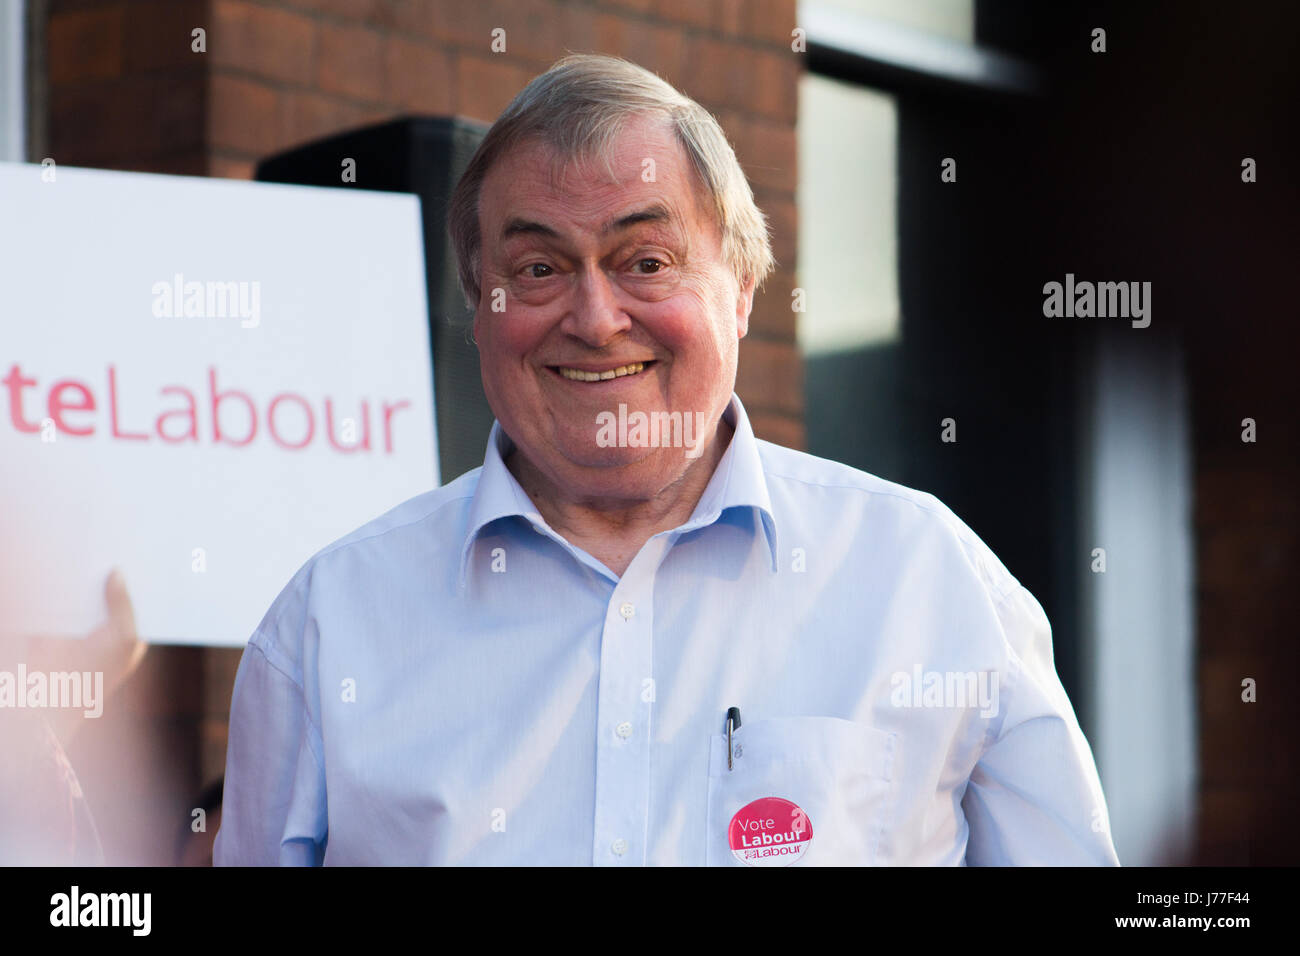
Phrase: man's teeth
[{"left": 558, "top": 362, "right": 646, "bottom": 382}]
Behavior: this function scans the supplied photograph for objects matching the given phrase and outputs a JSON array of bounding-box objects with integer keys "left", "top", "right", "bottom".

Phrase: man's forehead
[
  {"left": 513, "top": 115, "right": 682, "bottom": 184},
  {"left": 479, "top": 120, "right": 707, "bottom": 229},
  {"left": 501, "top": 201, "right": 675, "bottom": 242}
]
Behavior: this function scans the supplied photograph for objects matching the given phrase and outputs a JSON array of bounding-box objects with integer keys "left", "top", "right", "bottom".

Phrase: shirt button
[
  {"left": 611, "top": 839, "right": 628, "bottom": 856},
  {"left": 619, "top": 602, "right": 635, "bottom": 619},
  {"left": 615, "top": 721, "right": 633, "bottom": 739}
]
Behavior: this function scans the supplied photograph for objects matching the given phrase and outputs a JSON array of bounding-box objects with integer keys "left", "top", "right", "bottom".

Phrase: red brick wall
[
  {"left": 1190, "top": 340, "right": 1300, "bottom": 865},
  {"left": 39, "top": 0, "right": 804, "bottom": 859}
]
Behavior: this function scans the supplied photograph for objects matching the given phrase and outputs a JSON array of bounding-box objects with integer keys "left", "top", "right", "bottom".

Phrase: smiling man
[
  {"left": 466, "top": 101, "right": 757, "bottom": 578},
  {"left": 215, "top": 55, "right": 1119, "bottom": 867}
]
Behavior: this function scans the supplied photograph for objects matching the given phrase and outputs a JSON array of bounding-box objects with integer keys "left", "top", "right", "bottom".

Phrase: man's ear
[{"left": 735, "top": 274, "right": 757, "bottom": 339}]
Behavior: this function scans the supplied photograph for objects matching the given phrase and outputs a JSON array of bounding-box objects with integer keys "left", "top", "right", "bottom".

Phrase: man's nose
[{"left": 561, "top": 265, "right": 631, "bottom": 346}]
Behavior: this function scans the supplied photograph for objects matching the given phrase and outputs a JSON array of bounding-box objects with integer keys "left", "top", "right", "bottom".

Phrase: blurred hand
[{"left": 24, "top": 569, "right": 147, "bottom": 741}]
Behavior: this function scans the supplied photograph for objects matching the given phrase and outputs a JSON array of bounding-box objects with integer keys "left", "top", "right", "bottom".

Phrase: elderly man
[{"left": 215, "top": 55, "right": 1118, "bottom": 866}]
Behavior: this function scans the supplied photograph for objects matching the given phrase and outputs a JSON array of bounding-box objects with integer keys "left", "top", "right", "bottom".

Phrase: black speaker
[{"left": 256, "top": 115, "right": 492, "bottom": 484}]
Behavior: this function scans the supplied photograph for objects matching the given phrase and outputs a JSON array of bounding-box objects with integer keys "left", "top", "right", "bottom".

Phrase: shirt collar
[{"left": 457, "top": 393, "right": 779, "bottom": 587}]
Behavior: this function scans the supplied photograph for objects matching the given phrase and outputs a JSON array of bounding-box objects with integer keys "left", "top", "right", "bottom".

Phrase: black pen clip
[{"left": 726, "top": 706, "right": 742, "bottom": 771}]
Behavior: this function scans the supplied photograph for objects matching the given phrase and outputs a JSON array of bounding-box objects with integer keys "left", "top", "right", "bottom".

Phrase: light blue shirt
[{"left": 214, "top": 394, "right": 1119, "bottom": 866}]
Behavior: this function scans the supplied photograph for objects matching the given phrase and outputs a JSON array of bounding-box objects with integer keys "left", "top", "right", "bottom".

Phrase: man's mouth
[{"left": 552, "top": 361, "right": 655, "bottom": 383}]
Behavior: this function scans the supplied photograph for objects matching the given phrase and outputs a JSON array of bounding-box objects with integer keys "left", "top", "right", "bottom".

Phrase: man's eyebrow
[
  {"left": 603, "top": 204, "right": 673, "bottom": 234},
  {"left": 499, "top": 204, "right": 674, "bottom": 243},
  {"left": 502, "top": 218, "right": 560, "bottom": 240}
]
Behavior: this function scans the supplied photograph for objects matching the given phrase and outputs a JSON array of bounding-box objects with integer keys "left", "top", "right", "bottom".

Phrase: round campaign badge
[{"left": 728, "top": 797, "right": 814, "bottom": 866}]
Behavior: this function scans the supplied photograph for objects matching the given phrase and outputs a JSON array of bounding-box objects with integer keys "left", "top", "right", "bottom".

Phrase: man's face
[{"left": 473, "top": 116, "right": 755, "bottom": 502}]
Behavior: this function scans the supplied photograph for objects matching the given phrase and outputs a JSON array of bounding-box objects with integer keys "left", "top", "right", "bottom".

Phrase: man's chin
[
  {"left": 548, "top": 445, "right": 703, "bottom": 496},
  {"left": 560, "top": 444, "right": 668, "bottom": 475}
]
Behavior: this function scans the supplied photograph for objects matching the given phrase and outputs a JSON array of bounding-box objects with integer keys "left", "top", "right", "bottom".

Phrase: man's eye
[
  {"left": 524, "top": 263, "right": 553, "bottom": 279},
  {"left": 634, "top": 258, "right": 664, "bottom": 274}
]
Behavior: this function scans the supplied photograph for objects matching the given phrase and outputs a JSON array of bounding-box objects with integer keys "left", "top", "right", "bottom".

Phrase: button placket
[{"left": 590, "top": 537, "right": 668, "bottom": 866}]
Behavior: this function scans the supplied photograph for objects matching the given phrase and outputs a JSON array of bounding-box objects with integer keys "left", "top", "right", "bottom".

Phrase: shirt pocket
[{"left": 705, "top": 716, "right": 897, "bottom": 866}]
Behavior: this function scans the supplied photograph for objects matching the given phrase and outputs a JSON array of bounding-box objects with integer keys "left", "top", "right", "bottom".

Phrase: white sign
[{"left": 0, "top": 162, "right": 438, "bottom": 645}]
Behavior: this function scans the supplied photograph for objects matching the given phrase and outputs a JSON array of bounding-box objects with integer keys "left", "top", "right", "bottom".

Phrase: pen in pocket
[{"left": 726, "top": 706, "right": 742, "bottom": 771}]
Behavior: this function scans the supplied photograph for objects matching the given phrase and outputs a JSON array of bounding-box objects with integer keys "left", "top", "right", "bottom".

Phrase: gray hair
[{"left": 448, "top": 53, "right": 775, "bottom": 307}]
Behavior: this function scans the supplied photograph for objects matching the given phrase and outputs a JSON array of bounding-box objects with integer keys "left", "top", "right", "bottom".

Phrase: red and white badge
[{"left": 728, "top": 797, "right": 814, "bottom": 866}]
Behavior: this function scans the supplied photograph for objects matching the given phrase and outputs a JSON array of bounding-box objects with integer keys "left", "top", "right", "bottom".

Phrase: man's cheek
[
  {"left": 479, "top": 308, "right": 546, "bottom": 351},
  {"left": 651, "top": 289, "right": 720, "bottom": 344}
]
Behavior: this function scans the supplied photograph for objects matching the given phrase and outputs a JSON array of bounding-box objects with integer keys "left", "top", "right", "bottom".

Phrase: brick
[
  {"left": 1196, "top": 720, "right": 1257, "bottom": 788},
  {"left": 552, "top": 3, "right": 599, "bottom": 56},
  {"left": 1198, "top": 655, "right": 1266, "bottom": 727},
  {"left": 747, "top": 47, "right": 800, "bottom": 122},
  {"left": 748, "top": 268, "right": 798, "bottom": 340},
  {"left": 1195, "top": 412, "right": 1300, "bottom": 475},
  {"left": 209, "top": 0, "right": 317, "bottom": 86},
  {"left": 711, "top": 106, "right": 742, "bottom": 139},
  {"left": 712, "top": 0, "right": 745, "bottom": 36},
  {"left": 678, "top": 35, "right": 734, "bottom": 110},
  {"left": 455, "top": 54, "right": 536, "bottom": 124},
  {"left": 595, "top": 13, "right": 687, "bottom": 80},
  {"left": 596, "top": 0, "right": 656, "bottom": 15},
  {"left": 47, "top": 6, "right": 124, "bottom": 85},
  {"left": 281, "top": 0, "right": 397, "bottom": 28},
  {"left": 592, "top": 14, "right": 624, "bottom": 58},
  {"left": 390, "top": 0, "right": 438, "bottom": 41},
  {"left": 208, "top": 73, "right": 281, "bottom": 155},
  {"left": 1246, "top": 790, "right": 1300, "bottom": 864},
  {"left": 418, "top": 0, "right": 514, "bottom": 51},
  {"left": 123, "top": 0, "right": 207, "bottom": 74},
  {"left": 495, "top": 0, "right": 567, "bottom": 66},
  {"left": 1198, "top": 521, "right": 1298, "bottom": 601},
  {"left": 209, "top": 155, "right": 256, "bottom": 180},
  {"left": 737, "top": 338, "right": 803, "bottom": 414},
  {"left": 1196, "top": 663, "right": 1297, "bottom": 791},
  {"left": 384, "top": 36, "right": 453, "bottom": 114},
  {"left": 1195, "top": 465, "right": 1300, "bottom": 528},
  {"left": 317, "top": 20, "right": 386, "bottom": 102},
  {"left": 276, "top": 90, "right": 370, "bottom": 151},
  {"left": 1198, "top": 592, "right": 1296, "bottom": 655},
  {"left": 1193, "top": 788, "right": 1251, "bottom": 864},
  {"left": 120, "top": 152, "right": 209, "bottom": 176},
  {"left": 653, "top": 0, "right": 714, "bottom": 31},
  {"left": 736, "top": 117, "right": 796, "bottom": 192},
  {"left": 50, "top": 72, "right": 205, "bottom": 163},
  {"left": 684, "top": 39, "right": 788, "bottom": 118},
  {"left": 735, "top": 0, "right": 798, "bottom": 47}
]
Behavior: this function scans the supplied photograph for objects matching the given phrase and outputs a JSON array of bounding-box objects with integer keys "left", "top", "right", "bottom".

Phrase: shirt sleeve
[
  {"left": 961, "top": 583, "right": 1120, "bottom": 866},
  {"left": 213, "top": 614, "right": 327, "bottom": 866}
]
